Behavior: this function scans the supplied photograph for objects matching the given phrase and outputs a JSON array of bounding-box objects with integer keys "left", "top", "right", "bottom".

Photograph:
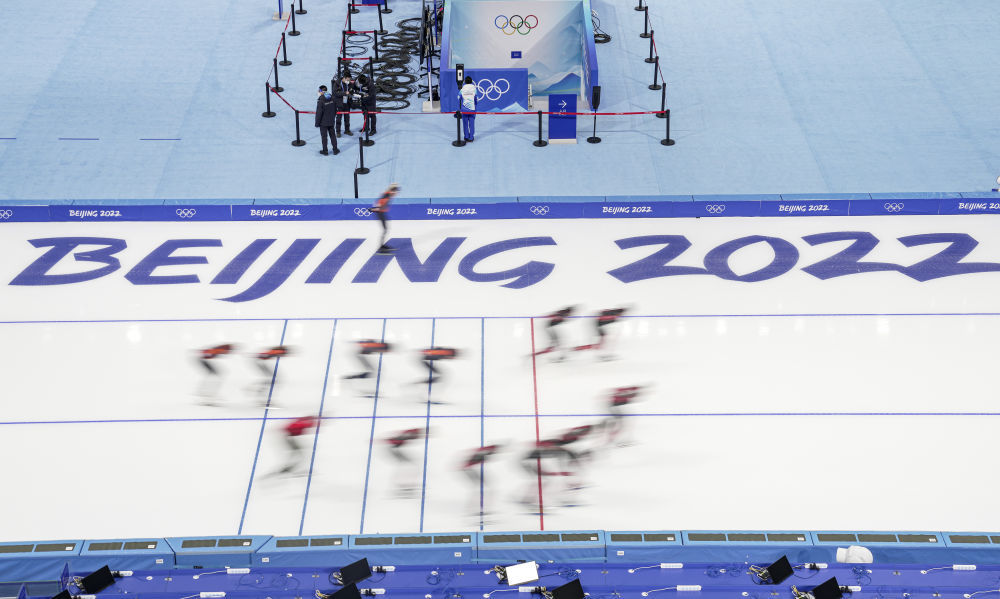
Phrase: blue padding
[
  {"left": 0, "top": 199, "right": 69, "bottom": 205},
  {"left": 0, "top": 541, "right": 81, "bottom": 582},
  {"left": 432, "top": 196, "right": 517, "bottom": 204},
  {"left": 166, "top": 536, "right": 271, "bottom": 568},
  {"left": 780, "top": 193, "right": 872, "bottom": 200},
  {"left": 341, "top": 533, "right": 474, "bottom": 565},
  {"left": 518, "top": 195, "right": 604, "bottom": 204},
  {"left": 605, "top": 531, "right": 682, "bottom": 562},
  {"left": 692, "top": 194, "right": 782, "bottom": 202},
  {"left": 254, "top": 198, "right": 314, "bottom": 205},
  {"left": 0, "top": 205, "right": 51, "bottom": 222},
  {"left": 674, "top": 200, "right": 760, "bottom": 218},
  {"left": 960, "top": 191, "right": 1000, "bottom": 198},
  {"left": 869, "top": 192, "right": 963, "bottom": 199},
  {"left": 475, "top": 531, "right": 606, "bottom": 563},
  {"left": 507, "top": 202, "right": 588, "bottom": 219},
  {"left": 74, "top": 539, "right": 174, "bottom": 571},
  {"left": 849, "top": 198, "right": 940, "bottom": 216},
  {"left": 232, "top": 205, "right": 346, "bottom": 220},
  {"left": 72, "top": 199, "right": 165, "bottom": 205},
  {"left": 605, "top": 195, "right": 695, "bottom": 203},
  {"left": 582, "top": 201, "right": 673, "bottom": 218},
  {"left": 163, "top": 198, "right": 249, "bottom": 205},
  {"left": 760, "top": 199, "right": 850, "bottom": 217},
  {"left": 253, "top": 536, "right": 348, "bottom": 567}
]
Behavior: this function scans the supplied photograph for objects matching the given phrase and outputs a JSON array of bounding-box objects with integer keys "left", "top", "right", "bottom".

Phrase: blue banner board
[{"left": 548, "top": 94, "right": 577, "bottom": 142}]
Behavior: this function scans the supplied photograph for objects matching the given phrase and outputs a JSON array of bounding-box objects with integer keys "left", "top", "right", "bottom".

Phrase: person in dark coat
[
  {"left": 315, "top": 86, "right": 339, "bottom": 155},
  {"left": 356, "top": 74, "right": 378, "bottom": 135},
  {"left": 335, "top": 72, "right": 356, "bottom": 137}
]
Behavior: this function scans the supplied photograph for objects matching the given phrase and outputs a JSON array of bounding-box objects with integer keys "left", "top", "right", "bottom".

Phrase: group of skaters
[{"left": 196, "top": 343, "right": 292, "bottom": 407}]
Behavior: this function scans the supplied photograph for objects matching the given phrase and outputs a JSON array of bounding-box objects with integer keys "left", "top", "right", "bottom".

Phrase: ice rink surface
[{"left": 1, "top": 214, "right": 999, "bottom": 541}]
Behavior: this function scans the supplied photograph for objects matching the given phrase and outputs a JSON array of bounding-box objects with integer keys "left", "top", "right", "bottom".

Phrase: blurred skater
[
  {"left": 270, "top": 415, "right": 318, "bottom": 476},
  {"left": 253, "top": 345, "right": 292, "bottom": 406},
  {"left": 372, "top": 183, "right": 400, "bottom": 254},
  {"left": 418, "top": 346, "right": 459, "bottom": 386},
  {"left": 604, "top": 385, "right": 642, "bottom": 447},
  {"left": 460, "top": 444, "right": 502, "bottom": 517},
  {"left": 532, "top": 307, "right": 574, "bottom": 361},
  {"left": 387, "top": 428, "right": 425, "bottom": 497},
  {"left": 195, "top": 343, "right": 235, "bottom": 404},
  {"left": 519, "top": 439, "right": 583, "bottom": 511},
  {"left": 575, "top": 307, "right": 627, "bottom": 360},
  {"left": 344, "top": 340, "right": 392, "bottom": 380}
]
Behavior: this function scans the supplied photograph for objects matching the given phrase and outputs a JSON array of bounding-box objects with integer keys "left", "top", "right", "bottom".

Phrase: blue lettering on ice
[
  {"left": 10, "top": 237, "right": 127, "bottom": 285},
  {"left": 352, "top": 237, "right": 466, "bottom": 283},
  {"left": 703, "top": 235, "right": 798, "bottom": 282},
  {"left": 219, "top": 239, "right": 320, "bottom": 302},
  {"left": 306, "top": 239, "right": 365, "bottom": 284},
  {"left": 896, "top": 233, "right": 1000, "bottom": 282},
  {"left": 608, "top": 235, "right": 708, "bottom": 283},
  {"left": 124, "top": 240, "right": 222, "bottom": 285},
  {"left": 458, "top": 237, "right": 557, "bottom": 289},
  {"left": 801, "top": 232, "right": 904, "bottom": 280},
  {"left": 211, "top": 239, "right": 276, "bottom": 284}
]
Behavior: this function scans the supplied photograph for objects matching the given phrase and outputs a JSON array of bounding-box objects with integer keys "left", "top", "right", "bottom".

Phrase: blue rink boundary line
[
  {"left": 0, "top": 192, "right": 999, "bottom": 222},
  {"left": 298, "top": 318, "right": 338, "bottom": 535},
  {"left": 2, "top": 312, "right": 1000, "bottom": 326},
  {"left": 3, "top": 411, "right": 1000, "bottom": 426}
]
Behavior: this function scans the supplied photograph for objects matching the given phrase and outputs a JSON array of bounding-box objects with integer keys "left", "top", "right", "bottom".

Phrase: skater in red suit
[
  {"left": 345, "top": 340, "right": 392, "bottom": 380},
  {"left": 604, "top": 385, "right": 642, "bottom": 446},
  {"left": 195, "top": 343, "right": 235, "bottom": 403},
  {"left": 419, "top": 347, "right": 459, "bottom": 385},
  {"left": 532, "top": 307, "right": 574, "bottom": 360},
  {"left": 387, "top": 427, "right": 425, "bottom": 496},
  {"left": 575, "top": 307, "right": 627, "bottom": 359},
  {"left": 460, "top": 444, "right": 503, "bottom": 517},
  {"left": 273, "top": 415, "right": 318, "bottom": 476},
  {"left": 253, "top": 345, "right": 292, "bottom": 405},
  {"left": 372, "top": 183, "right": 400, "bottom": 254}
]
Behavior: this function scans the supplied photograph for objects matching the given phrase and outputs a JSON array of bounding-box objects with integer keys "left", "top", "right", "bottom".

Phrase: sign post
[{"left": 547, "top": 94, "right": 577, "bottom": 144}]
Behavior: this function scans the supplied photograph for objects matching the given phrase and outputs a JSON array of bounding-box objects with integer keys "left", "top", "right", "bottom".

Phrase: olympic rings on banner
[
  {"left": 176, "top": 208, "right": 197, "bottom": 218},
  {"left": 495, "top": 14, "right": 538, "bottom": 35},
  {"left": 884, "top": 202, "right": 905, "bottom": 212},
  {"left": 529, "top": 206, "right": 550, "bottom": 216},
  {"left": 0, "top": 209, "right": 12, "bottom": 220},
  {"left": 476, "top": 78, "right": 510, "bottom": 101},
  {"left": 354, "top": 207, "right": 373, "bottom": 217},
  {"left": 705, "top": 205, "right": 726, "bottom": 214}
]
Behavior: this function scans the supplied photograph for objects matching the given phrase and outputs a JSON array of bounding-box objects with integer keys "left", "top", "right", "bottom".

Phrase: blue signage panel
[
  {"left": 759, "top": 199, "right": 850, "bottom": 217},
  {"left": 0, "top": 206, "right": 51, "bottom": 222},
  {"left": 548, "top": 94, "right": 577, "bottom": 142},
  {"left": 939, "top": 197, "right": 1000, "bottom": 215},
  {"left": 674, "top": 200, "right": 761, "bottom": 218},
  {"left": 439, "top": 68, "right": 529, "bottom": 113},
  {"left": 582, "top": 202, "right": 672, "bottom": 218},
  {"left": 849, "top": 198, "right": 940, "bottom": 216},
  {"left": 231, "top": 205, "right": 342, "bottom": 220}
]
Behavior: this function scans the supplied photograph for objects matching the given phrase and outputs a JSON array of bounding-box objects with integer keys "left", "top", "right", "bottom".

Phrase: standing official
[
  {"left": 336, "top": 71, "right": 357, "bottom": 137},
  {"left": 357, "top": 74, "right": 378, "bottom": 136},
  {"left": 315, "top": 86, "right": 339, "bottom": 155},
  {"left": 459, "top": 76, "right": 478, "bottom": 142}
]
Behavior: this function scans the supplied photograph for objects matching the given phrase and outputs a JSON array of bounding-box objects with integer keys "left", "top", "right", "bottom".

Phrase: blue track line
[
  {"left": 1, "top": 312, "right": 999, "bottom": 326},
  {"left": 418, "top": 318, "right": 435, "bottom": 533},
  {"left": 237, "top": 319, "right": 288, "bottom": 535},
  {"left": 299, "top": 319, "right": 338, "bottom": 535},
  {"left": 5, "top": 411, "right": 1000, "bottom": 427},
  {"left": 479, "top": 317, "right": 485, "bottom": 531},
  {"left": 359, "top": 318, "right": 387, "bottom": 534}
]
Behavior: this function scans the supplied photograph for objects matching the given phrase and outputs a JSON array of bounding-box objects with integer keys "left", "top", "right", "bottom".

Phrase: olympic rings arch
[{"left": 494, "top": 14, "right": 538, "bottom": 35}]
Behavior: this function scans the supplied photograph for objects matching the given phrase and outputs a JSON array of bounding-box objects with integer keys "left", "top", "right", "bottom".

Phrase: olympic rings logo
[
  {"left": 176, "top": 208, "right": 197, "bottom": 218},
  {"left": 884, "top": 202, "right": 905, "bottom": 212},
  {"left": 0, "top": 210, "right": 11, "bottom": 220},
  {"left": 529, "top": 205, "right": 550, "bottom": 215},
  {"left": 495, "top": 14, "right": 538, "bottom": 35},
  {"left": 705, "top": 204, "right": 726, "bottom": 214},
  {"left": 477, "top": 78, "right": 510, "bottom": 101},
  {"left": 354, "top": 207, "right": 372, "bottom": 217}
]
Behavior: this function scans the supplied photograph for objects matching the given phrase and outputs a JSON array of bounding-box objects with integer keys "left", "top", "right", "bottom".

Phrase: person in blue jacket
[{"left": 460, "top": 76, "right": 478, "bottom": 142}]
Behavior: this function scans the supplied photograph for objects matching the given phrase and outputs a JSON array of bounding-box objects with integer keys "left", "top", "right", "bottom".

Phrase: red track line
[{"left": 528, "top": 317, "right": 545, "bottom": 531}]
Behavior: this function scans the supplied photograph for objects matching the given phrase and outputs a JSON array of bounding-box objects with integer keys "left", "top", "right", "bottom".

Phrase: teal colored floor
[{"left": 0, "top": 0, "right": 997, "bottom": 200}]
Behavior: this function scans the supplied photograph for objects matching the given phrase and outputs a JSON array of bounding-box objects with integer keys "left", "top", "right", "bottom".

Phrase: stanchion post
[
  {"left": 452, "top": 110, "right": 466, "bottom": 147},
  {"left": 289, "top": 3, "right": 300, "bottom": 35},
  {"left": 586, "top": 112, "right": 601, "bottom": 144},
  {"left": 381, "top": 0, "right": 392, "bottom": 14},
  {"left": 373, "top": 30, "right": 380, "bottom": 61},
  {"left": 356, "top": 132, "right": 370, "bottom": 173},
  {"left": 341, "top": 31, "right": 347, "bottom": 61},
  {"left": 634, "top": 0, "right": 644, "bottom": 11},
  {"left": 272, "top": 58, "right": 284, "bottom": 92},
  {"left": 645, "top": 31, "right": 656, "bottom": 63},
  {"left": 353, "top": 170, "right": 359, "bottom": 198},
  {"left": 649, "top": 56, "right": 662, "bottom": 90},
  {"left": 377, "top": 7, "right": 386, "bottom": 34},
  {"left": 347, "top": 4, "right": 353, "bottom": 32},
  {"left": 279, "top": 32, "right": 292, "bottom": 66},
  {"left": 533, "top": 110, "right": 547, "bottom": 147},
  {"left": 362, "top": 108, "right": 374, "bottom": 146},
  {"left": 350, "top": 1, "right": 360, "bottom": 13},
  {"left": 292, "top": 110, "right": 306, "bottom": 146},
  {"left": 262, "top": 81, "right": 276, "bottom": 117},
  {"left": 661, "top": 109, "right": 675, "bottom": 146},
  {"left": 296, "top": 0, "right": 306, "bottom": 14},
  {"left": 640, "top": 6, "right": 651, "bottom": 38},
  {"left": 656, "top": 85, "right": 667, "bottom": 118}
]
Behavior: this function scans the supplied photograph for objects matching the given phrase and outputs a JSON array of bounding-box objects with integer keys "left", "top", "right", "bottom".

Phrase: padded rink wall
[{"left": 4, "top": 530, "right": 1000, "bottom": 583}]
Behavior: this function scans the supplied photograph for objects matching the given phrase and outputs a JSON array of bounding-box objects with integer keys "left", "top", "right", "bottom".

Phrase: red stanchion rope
[{"left": 650, "top": 36, "right": 666, "bottom": 81}]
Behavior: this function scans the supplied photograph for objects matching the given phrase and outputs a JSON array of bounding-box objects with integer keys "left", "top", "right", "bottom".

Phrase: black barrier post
[
  {"left": 341, "top": 32, "right": 347, "bottom": 61},
  {"left": 262, "top": 82, "right": 276, "bottom": 117},
  {"left": 656, "top": 84, "right": 667, "bottom": 118},
  {"left": 452, "top": 110, "right": 466, "bottom": 147},
  {"left": 292, "top": 110, "right": 306, "bottom": 146},
  {"left": 350, "top": 1, "right": 360, "bottom": 13},
  {"left": 296, "top": 0, "right": 306, "bottom": 14},
  {"left": 368, "top": 58, "right": 375, "bottom": 88},
  {"left": 377, "top": 7, "right": 387, "bottom": 34},
  {"left": 279, "top": 33, "right": 292, "bottom": 66},
  {"left": 381, "top": 0, "right": 392, "bottom": 14},
  {"left": 586, "top": 112, "right": 600, "bottom": 144},
  {"left": 362, "top": 109, "right": 374, "bottom": 147},
  {"left": 373, "top": 30, "right": 380, "bottom": 61},
  {"left": 640, "top": 6, "right": 651, "bottom": 38},
  {"left": 272, "top": 58, "right": 284, "bottom": 92},
  {"left": 661, "top": 109, "right": 675, "bottom": 146},
  {"left": 289, "top": 4, "right": 300, "bottom": 35},
  {"left": 356, "top": 133, "right": 370, "bottom": 173},
  {"left": 634, "top": 0, "right": 644, "bottom": 11},
  {"left": 353, "top": 170, "right": 360, "bottom": 198},
  {"left": 649, "top": 56, "right": 662, "bottom": 90},
  {"left": 347, "top": 5, "right": 353, "bottom": 32},
  {"left": 533, "top": 110, "right": 547, "bottom": 147},
  {"left": 645, "top": 30, "right": 656, "bottom": 63}
]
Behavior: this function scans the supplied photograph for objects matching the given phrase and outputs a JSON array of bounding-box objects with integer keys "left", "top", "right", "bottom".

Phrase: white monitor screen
[{"left": 504, "top": 562, "right": 539, "bottom": 586}]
